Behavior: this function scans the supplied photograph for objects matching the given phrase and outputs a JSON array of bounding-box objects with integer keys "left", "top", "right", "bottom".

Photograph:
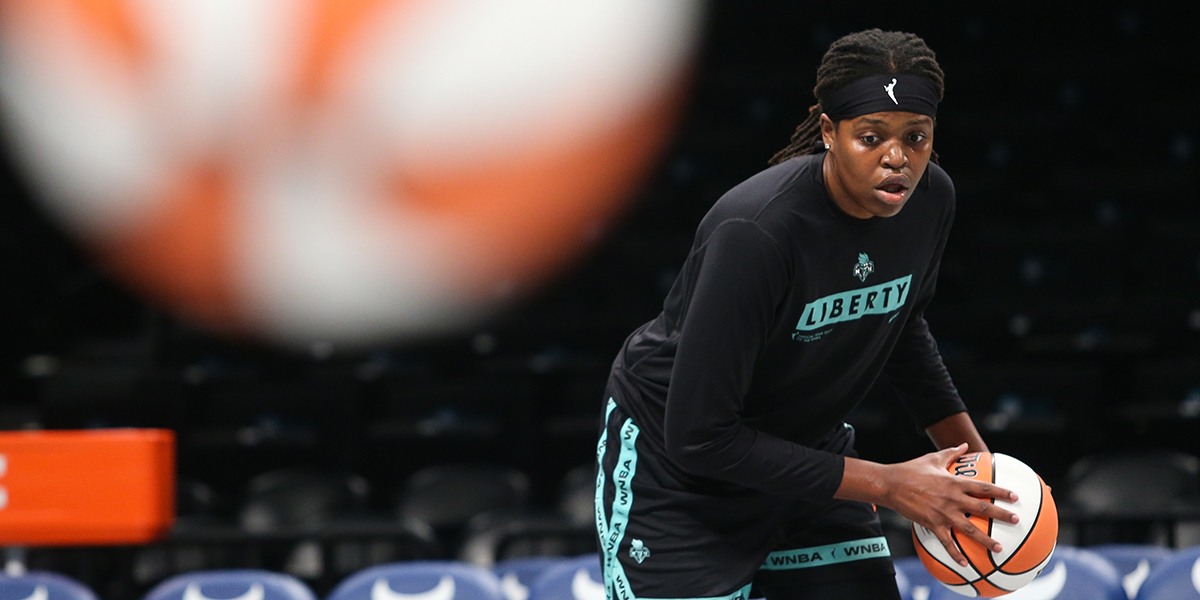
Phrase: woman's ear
[{"left": 820, "top": 114, "right": 835, "bottom": 151}]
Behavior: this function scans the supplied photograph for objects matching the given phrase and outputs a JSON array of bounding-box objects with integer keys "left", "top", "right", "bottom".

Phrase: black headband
[{"left": 820, "top": 73, "right": 940, "bottom": 121}]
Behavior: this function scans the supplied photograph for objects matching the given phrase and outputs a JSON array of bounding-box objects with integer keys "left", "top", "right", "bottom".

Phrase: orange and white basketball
[
  {"left": 912, "top": 452, "right": 1058, "bottom": 597},
  {"left": 0, "top": 0, "right": 702, "bottom": 345}
]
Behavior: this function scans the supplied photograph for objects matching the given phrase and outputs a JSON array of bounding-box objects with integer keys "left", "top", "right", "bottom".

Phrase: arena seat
[
  {"left": 398, "top": 465, "right": 529, "bottom": 529},
  {"left": 234, "top": 468, "right": 375, "bottom": 581},
  {"left": 458, "top": 512, "right": 596, "bottom": 567},
  {"left": 0, "top": 572, "right": 98, "bottom": 600},
  {"left": 943, "top": 361, "right": 1101, "bottom": 433},
  {"left": 894, "top": 556, "right": 937, "bottom": 600},
  {"left": 893, "top": 565, "right": 912, "bottom": 600},
  {"left": 1086, "top": 544, "right": 1173, "bottom": 600},
  {"left": 1131, "top": 545, "right": 1200, "bottom": 600},
  {"left": 556, "top": 465, "right": 596, "bottom": 527},
  {"left": 326, "top": 562, "right": 502, "bottom": 600},
  {"left": 1127, "top": 357, "right": 1200, "bottom": 547},
  {"left": 1066, "top": 452, "right": 1200, "bottom": 512},
  {"left": 526, "top": 555, "right": 603, "bottom": 600},
  {"left": 1064, "top": 451, "right": 1200, "bottom": 545},
  {"left": 239, "top": 468, "right": 370, "bottom": 532},
  {"left": 926, "top": 546, "right": 1124, "bottom": 600},
  {"left": 143, "top": 570, "right": 315, "bottom": 600},
  {"left": 492, "top": 558, "right": 568, "bottom": 600},
  {"left": 372, "top": 378, "right": 535, "bottom": 443},
  {"left": 397, "top": 464, "right": 531, "bottom": 555}
]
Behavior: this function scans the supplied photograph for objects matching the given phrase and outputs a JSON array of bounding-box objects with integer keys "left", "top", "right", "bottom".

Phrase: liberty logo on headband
[{"left": 884, "top": 78, "right": 898, "bottom": 105}]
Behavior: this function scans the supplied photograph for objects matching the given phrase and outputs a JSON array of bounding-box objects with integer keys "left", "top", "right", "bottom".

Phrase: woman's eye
[
  {"left": 860, "top": 135, "right": 879, "bottom": 144},
  {"left": 909, "top": 133, "right": 928, "bottom": 143}
]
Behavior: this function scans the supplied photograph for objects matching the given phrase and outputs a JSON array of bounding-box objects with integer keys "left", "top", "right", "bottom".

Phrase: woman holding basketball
[{"left": 594, "top": 29, "right": 1019, "bottom": 600}]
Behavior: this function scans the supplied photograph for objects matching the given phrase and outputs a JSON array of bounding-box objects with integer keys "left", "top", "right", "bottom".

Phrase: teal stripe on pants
[
  {"left": 594, "top": 398, "right": 753, "bottom": 600},
  {"left": 605, "top": 415, "right": 640, "bottom": 600},
  {"left": 595, "top": 398, "right": 617, "bottom": 599},
  {"left": 760, "top": 536, "right": 891, "bottom": 571}
]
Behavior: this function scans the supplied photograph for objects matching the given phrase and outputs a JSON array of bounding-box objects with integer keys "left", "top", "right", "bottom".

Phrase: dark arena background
[{"left": 2, "top": 2, "right": 1199, "bottom": 600}]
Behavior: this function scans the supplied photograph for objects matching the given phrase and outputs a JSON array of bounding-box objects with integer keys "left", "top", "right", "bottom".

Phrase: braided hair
[{"left": 768, "top": 29, "right": 944, "bottom": 166}]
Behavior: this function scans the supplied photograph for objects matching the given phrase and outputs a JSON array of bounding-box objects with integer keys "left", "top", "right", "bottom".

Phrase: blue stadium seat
[
  {"left": 1086, "top": 544, "right": 1173, "bottom": 599},
  {"left": 1133, "top": 545, "right": 1200, "bottom": 600},
  {"left": 327, "top": 562, "right": 502, "bottom": 600},
  {"left": 527, "top": 555, "right": 603, "bottom": 600},
  {"left": 143, "top": 570, "right": 315, "bottom": 600},
  {"left": 492, "top": 557, "right": 567, "bottom": 600},
  {"left": 927, "top": 546, "right": 1123, "bottom": 600},
  {"left": 894, "top": 556, "right": 937, "bottom": 600},
  {"left": 893, "top": 564, "right": 912, "bottom": 600},
  {"left": 0, "top": 572, "right": 98, "bottom": 600}
]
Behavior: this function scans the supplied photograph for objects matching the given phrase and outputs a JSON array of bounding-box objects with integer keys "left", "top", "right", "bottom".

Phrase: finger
[
  {"left": 967, "top": 481, "right": 1019, "bottom": 503},
  {"left": 967, "top": 498, "right": 1020, "bottom": 526},
  {"left": 935, "top": 527, "right": 969, "bottom": 567},
  {"left": 954, "top": 517, "right": 1003, "bottom": 554},
  {"left": 937, "top": 443, "right": 969, "bottom": 468}
]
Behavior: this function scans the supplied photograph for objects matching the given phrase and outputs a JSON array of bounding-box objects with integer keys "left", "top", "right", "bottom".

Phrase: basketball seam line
[
  {"left": 917, "top": 534, "right": 972, "bottom": 585},
  {"left": 918, "top": 522, "right": 974, "bottom": 585},
  {"left": 995, "top": 479, "right": 1047, "bottom": 577},
  {"left": 949, "top": 528, "right": 982, "bottom": 582},
  {"left": 919, "top": 456, "right": 1052, "bottom": 592},
  {"left": 966, "top": 455, "right": 1051, "bottom": 594}
]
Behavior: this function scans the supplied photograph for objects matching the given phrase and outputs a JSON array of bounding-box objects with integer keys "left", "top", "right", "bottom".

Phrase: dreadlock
[{"left": 768, "top": 29, "right": 945, "bottom": 166}]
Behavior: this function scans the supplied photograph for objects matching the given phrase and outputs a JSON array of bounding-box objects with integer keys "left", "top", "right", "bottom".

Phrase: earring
[{"left": 824, "top": 143, "right": 830, "bottom": 150}]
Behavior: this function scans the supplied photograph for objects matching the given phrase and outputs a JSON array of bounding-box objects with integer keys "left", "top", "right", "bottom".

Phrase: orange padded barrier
[{"left": 0, "top": 429, "right": 174, "bottom": 545}]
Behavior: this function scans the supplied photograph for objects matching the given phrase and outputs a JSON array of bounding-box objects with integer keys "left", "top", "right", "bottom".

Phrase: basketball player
[{"left": 594, "top": 29, "right": 1020, "bottom": 600}]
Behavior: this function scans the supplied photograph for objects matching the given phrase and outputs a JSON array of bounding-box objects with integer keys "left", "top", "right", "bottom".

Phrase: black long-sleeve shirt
[{"left": 608, "top": 151, "right": 966, "bottom": 503}]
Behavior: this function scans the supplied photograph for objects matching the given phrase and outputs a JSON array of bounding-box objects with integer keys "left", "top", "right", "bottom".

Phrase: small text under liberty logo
[
  {"left": 629, "top": 539, "right": 650, "bottom": 564},
  {"left": 853, "top": 253, "right": 874, "bottom": 282}
]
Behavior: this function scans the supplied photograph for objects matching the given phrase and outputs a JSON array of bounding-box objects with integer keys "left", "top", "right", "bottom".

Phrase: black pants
[{"left": 595, "top": 395, "right": 900, "bottom": 600}]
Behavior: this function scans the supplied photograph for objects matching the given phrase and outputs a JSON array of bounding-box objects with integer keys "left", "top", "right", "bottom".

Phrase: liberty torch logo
[
  {"left": 629, "top": 539, "right": 650, "bottom": 564},
  {"left": 853, "top": 254, "right": 875, "bottom": 282}
]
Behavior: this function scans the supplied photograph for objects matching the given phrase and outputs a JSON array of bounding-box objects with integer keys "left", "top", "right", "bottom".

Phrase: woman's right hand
[{"left": 879, "top": 443, "right": 1020, "bottom": 567}]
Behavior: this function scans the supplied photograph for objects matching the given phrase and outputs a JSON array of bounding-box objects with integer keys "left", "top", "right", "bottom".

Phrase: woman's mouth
[{"left": 875, "top": 176, "right": 910, "bottom": 205}]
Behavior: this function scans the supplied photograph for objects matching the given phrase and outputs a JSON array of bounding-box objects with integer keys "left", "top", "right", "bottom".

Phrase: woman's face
[{"left": 820, "top": 111, "right": 934, "bottom": 219}]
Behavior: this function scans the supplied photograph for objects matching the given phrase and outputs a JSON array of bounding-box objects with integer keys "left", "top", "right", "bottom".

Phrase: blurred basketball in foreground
[
  {"left": 0, "top": 0, "right": 702, "bottom": 345},
  {"left": 913, "top": 452, "right": 1059, "bottom": 597}
]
